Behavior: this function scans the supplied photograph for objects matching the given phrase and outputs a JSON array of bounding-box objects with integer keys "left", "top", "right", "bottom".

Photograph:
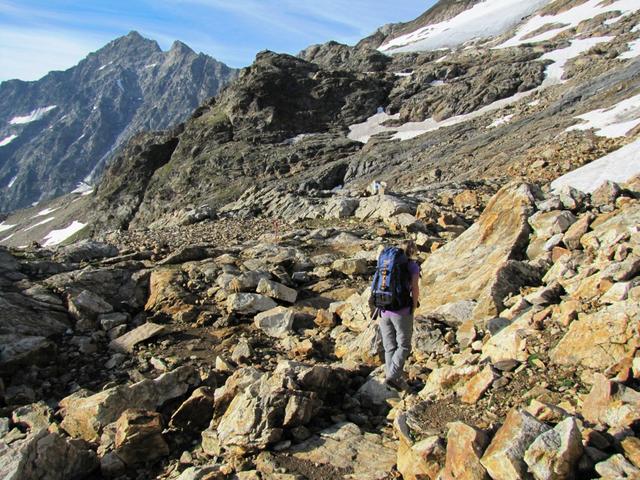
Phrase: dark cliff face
[
  {"left": 89, "top": 51, "right": 393, "bottom": 231},
  {"left": 0, "top": 31, "right": 237, "bottom": 213}
]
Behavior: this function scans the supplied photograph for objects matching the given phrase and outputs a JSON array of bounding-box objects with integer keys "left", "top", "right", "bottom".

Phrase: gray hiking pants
[{"left": 379, "top": 312, "right": 413, "bottom": 382}]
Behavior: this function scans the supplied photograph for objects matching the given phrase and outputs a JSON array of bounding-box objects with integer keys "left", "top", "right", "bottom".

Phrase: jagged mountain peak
[
  {"left": 102, "top": 30, "right": 161, "bottom": 55},
  {"left": 169, "top": 40, "right": 194, "bottom": 54},
  {"left": 0, "top": 33, "right": 237, "bottom": 213}
]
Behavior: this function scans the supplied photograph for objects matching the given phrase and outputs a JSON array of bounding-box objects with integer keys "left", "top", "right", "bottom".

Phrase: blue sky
[{"left": 0, "top": 0, "right": 434, "bottom": 82}]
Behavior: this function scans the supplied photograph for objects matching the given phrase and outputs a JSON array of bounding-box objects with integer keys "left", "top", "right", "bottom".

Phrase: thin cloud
[
  {"left": 1, "top": 0, "right": 432, "bottom": 81},
  {"left": 0, "top": 27, "right": 108, "bottom": 81}
]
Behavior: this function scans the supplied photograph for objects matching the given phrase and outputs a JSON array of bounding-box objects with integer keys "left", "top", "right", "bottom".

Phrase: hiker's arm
[{"left": 411, "top": 273, "right": 420, "bottom": 313}]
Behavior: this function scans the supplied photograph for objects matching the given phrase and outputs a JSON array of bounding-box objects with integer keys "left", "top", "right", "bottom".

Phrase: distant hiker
[
  {"left": 370, "top": 240, "right": 420, "bottom": 391},
  {"left": 368, "top": 180, "right": 386, "bottom": 196},
  {"left": 434, "top": 167, "right": 442, "bottom": 182}
]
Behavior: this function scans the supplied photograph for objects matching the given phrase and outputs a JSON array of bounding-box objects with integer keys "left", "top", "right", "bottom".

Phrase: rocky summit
[
  {"left": 1, "top": 0, "right": 640, "bottom": 479},
  {"left": 0, "top": 31, "right": 237, "bottom": 212}
]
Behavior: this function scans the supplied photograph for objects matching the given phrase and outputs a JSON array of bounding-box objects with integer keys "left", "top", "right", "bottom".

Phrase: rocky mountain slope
[
  {"left": 1, "top": 0, "right": 640, "bottom": 478},
  {"left": 0, "top": 31, "right": 237, "bottom": 213}
]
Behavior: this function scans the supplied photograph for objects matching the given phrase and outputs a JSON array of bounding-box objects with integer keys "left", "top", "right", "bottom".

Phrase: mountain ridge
[{"left": 0, "top": 31, "right": 237, "bottom": 213}]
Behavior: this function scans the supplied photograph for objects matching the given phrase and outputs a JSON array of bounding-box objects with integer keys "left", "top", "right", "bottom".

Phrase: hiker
[
  {"left": 368, "top": 180, "right": 386, "bottom": 196},
  {"left": 370, "top": 240, "right": 420, "bottom": 391}
]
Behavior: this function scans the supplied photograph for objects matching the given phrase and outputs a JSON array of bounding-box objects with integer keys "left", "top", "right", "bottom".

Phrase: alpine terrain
[
  {"left": 1, "top": 0, "right": 640, "bottom": 479},
  {"left": 0, "top": 31, "right": 237, "bottom": 213}
]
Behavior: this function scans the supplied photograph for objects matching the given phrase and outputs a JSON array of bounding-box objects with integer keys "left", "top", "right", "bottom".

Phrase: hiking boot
[{"left": 385, "top": 376, "right": 410, "bottom": 392}]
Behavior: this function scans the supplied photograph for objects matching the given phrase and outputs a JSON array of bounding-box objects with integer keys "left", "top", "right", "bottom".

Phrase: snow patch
[
  {"left": 71, "top": 182, "right": 94, "bottom": 195},
  {"left": 487, "top": 114, "right": 514, "bottom": 128},
  {"left": 349, "top": 90, "right": 534, "bottom": 143},
  {"left": 0, "top": 134, "right": 18, "bottom": 146},
  {"left": 9, "top": 106, "right": 57, "bottom": 125},
  {"left": 633, "top": 24, "right": 640, "bottom": 33},
  {"left": 498, "top": 0, "right": 640, "bottom": 48},
  {"left": 540, "top": 37, "right": 614, "bottom": 86},
  {"left": 35, "top": 207, "right": 59, "bottom": 217},
  {"left": 621, "top": 39, "right": 640, "bottom": 60},
  {"left": 0, "top": 233, "right": 14, "bottom": 243},
  {"left": 145, "top": 63, "right": 158, "bottom": 69},
  {"left": 25, "top": 217, "right": 55, "bottom": 232},
  {"left": 282, "top": 133, "right": 319, "bottom": 145},
  {"left": 528, "top": 100, "right": 541, "bottom": 107},
  {"left": 98, "top": 61, "right": 113, "bottom": 71},
  {"left": 348, "top": 111, "right": 399, "bottom": 143},
  {"left": 394, "top": 72, "right": 413, "bottom": 77},
  {"left": 116, "top": 79, "right": 125, "bottom": 92},
  {"left": 551, "top": 138, "right": 640, "bottom": 193},
  {"left": 566, "top": 93, "right": 640, "bottom": 138},
  {"left": 42, "top": 221, "right": 87, "bottom": 247},
  {"left": 430, "top": 80, "right": 445, "bottom": 87},
  {"left": 0, "top": 222, "right": 16, "bottom": 233},
  {"left": 379, "top": 0, "right": 551, "bottom": 53},
  {"left": 7, "top": 176, "right": 17, "bottom": 188}
]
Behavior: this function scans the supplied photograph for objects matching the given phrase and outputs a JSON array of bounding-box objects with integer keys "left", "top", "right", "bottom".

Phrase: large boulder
[
  {"left": 417, "top": 183, "right": 536, "bottom": 324},
  {"left": 109, "top": 322, "right": 167, "bottom": 353},
  {"left": 0, "top": 290, "right": 69, "bottom": 338},
  {"left": 145, "top": 267, "right": 197, "bottom": 321},
  {"left": 523, "top": 417, "right": 583, "bottom": 480},
  {"left": 331, "top": 288, "right": 373, "bottom": 333},
  {"left": 60, "top": 366, "right": 198, "bottom": 442},
  {"left": 55, "top": 240, "right": 119, "bottom": 263},
  {"left": 45, "top": 266, "right": 149, "bottom": 311},
  {"left": 0, "top": 429, "right": 98, "bottom": 480},
  {"left": 581, "top": 374, "right": 640, "bottom": 430},
  {"left": 226, "top": 293, "right": 277, "bottom": 315},
  {"left": 170, "top": 387, "right": 215, "bottom": 432},
  {"left": 440, "top": 422, "right": 490, "bottom": 480},
  {"left": 203, "top": 361, "right": 336, "bottom": 455},
  {"left": 113, "top": 409, "right": 169, "bottom": 466},
  {"left": 254, "top": 307, "right": 295, "bottom": 338},
  {"left": 333, "top": 322, "right": 384, "bottom": 366},
  {"left": 550, "top": 300, "right": 639, "bottom": 370},
  {"left": 67, "top": 289, "right": 113, "bottom": 331},
  {"left": 0, "top": 335, "right": 56, "bottom": 374},
  {"left": 481, "top": 310, "right": 538, "bottom": 364},
  {"left": 290, "top": 422, "right": 397, "bottom": 480},
  {"left": 355, "top": 194, "right": 412, "bottom": 222},
  {"left": 256, "top": 278, "right": 298, "bottom": 304},
  {"left": 395, "top": 413, "right": 445, "bottom": 480},
  {"left": 480, "top": 409, "right": 550, "bottom": 479}
]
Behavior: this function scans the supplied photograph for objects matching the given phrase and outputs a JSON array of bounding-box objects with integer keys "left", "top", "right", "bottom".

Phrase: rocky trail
[
  {"left": 1, "top": 0, "right": 640, "bottom": 478},
  {"left": 1, "top": 172, "right": 640, "bottom": 479}
]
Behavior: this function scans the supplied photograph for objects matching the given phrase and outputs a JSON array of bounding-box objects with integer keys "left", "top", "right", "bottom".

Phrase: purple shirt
[{"left": 381, "top": 260, "right": 420, "bottom": 318}]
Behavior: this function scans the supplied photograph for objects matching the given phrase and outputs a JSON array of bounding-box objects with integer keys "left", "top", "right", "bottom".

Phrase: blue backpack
[{"left": 371, "top": 246, "right": 412, "bottom": 310}]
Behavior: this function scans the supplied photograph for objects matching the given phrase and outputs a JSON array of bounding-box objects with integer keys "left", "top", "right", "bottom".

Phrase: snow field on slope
[
  {"left": 348, "top": 91, "right": 534, "bottom": 143},
  {"left": 349, "top": 34, "right": 610, "bottom": 143},
  {"left": 71, "top": 182, "right": 94, "bottom": 195},
  {"left": 621, "top": 39, "right": 640, "bottom": 59},
  {"left": 8, "top": 106, "right": 57, "bottom": 125},
  {"left": 24, "top": 217, "right": 55, "bottom": 232},
  {"left": 487, "top": 114, "right": 514, "bottom": 128},
  {"left": 42, "top": 221, "right": 87, "bottom": 247},
  {"left": 7, "top": 176, "right": 17, "bottom": 188},
  {"left": 0, "top": 135, "right": 18, "bottom": 146},
  {"left": 540, "top": 36, "right": 614, "bottom": 86},
  {"left": 567, "top": 93, "right": 640, "bottom": 138},
  {"left": 551, "top": 137, "right": 640, "bottom": 193},
  {"left": 34, "top": 207, "right": 60, "bottom": 217},
  {"left": 379, "top": 0, "right": 551, "bottom": 53},
  {"left": 0, "top": 222, "right": 16, "bottom": 233},
  {"left": 498, "top": 0, "right": 640, "bottom": 48}
]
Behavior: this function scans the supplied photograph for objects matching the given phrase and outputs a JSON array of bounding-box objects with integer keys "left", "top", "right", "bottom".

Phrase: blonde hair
[{"left": 402, "top": 240, "right": 417, "bottom": 258}]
